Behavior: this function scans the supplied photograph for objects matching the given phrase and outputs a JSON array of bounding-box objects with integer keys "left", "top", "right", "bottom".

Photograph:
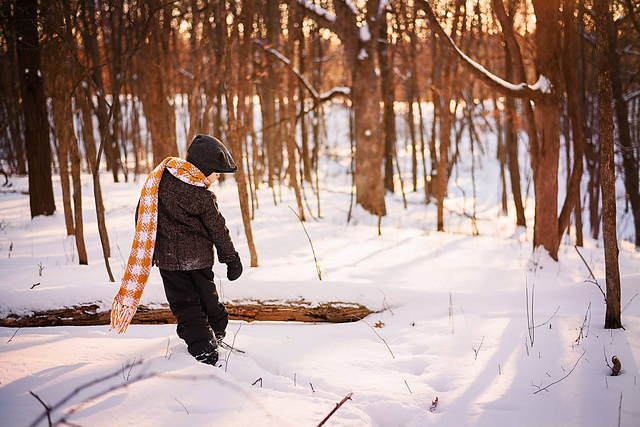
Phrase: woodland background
[{"left": 1, "top": 0, "right": 639, "bottom": 328}]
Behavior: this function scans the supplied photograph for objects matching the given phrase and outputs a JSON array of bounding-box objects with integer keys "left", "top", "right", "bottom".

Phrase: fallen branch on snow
[
  {"left": 533, "top": 350, "right": 586, "bottom": 394},
  {"left": 317, "top": 392, "right": 353, "bottom": 427}
]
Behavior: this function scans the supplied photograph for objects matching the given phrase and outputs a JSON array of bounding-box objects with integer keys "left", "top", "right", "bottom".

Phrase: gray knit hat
[{"left": 186, "top": 135, "right": 238, "bottom": 176}]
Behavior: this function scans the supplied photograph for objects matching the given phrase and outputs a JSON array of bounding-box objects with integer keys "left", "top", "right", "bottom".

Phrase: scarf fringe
[{"left": 110, "top": 300, "right": 138, "bottom": 334}]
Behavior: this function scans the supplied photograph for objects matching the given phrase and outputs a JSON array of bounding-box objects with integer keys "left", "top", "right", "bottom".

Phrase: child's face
[{"left": 207, "top": 172, "right": 220, "bottom": 184}]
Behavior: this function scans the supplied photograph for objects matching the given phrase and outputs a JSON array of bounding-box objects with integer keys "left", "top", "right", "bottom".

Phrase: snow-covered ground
[{"left": 1, "top": 105, "right": 640, "bottom": 426}]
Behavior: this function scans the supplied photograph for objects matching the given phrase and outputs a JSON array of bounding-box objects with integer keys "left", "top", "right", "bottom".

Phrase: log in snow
[{"left": 0, "top": 301, "right": 374, "bottom": 328}]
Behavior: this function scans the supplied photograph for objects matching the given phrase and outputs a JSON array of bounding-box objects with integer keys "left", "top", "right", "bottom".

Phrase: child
[{"left": 111, "top": 135, "right": 242, "bottom": 366}]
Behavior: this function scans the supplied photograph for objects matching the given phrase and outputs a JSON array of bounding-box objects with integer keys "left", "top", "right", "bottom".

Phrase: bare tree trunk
[
  {"left": 530, "top": 0, "right": 563, "bottom": 260},
  {"left": 595, "top": 0, "right": 622, "bottom": 329},
  {"left": 83, "top": 0, "right": 119, "bottom": 182},
  {"left": 558, "top": 0, "right": 586, "bottom": 243},
  {"left": 494, "top": 95, "right": 508, "bottom": 215},
  {"left": 51, "top": 78, "right": 74, "bottom": 236},
  {"left": 224, "top": 0, "right": 258, "bottom": 267},
  {"left": 607, "top": 13, "right": 640, "bottom": 249},
  {"left": 144, "top": 1, "right": 178, "bottom": 164},
  {"left": 493, "top": 0, "right": 529, "bottom": 228},
  {"left": 261, "top": 0, "right": 281, "bottom": 192},
  {"left": 286, "top": 4, "right": 304, "bottom": 221},
  {"left": 14, "top": 0, "right": 56, "bottom": 217},
  {"left": 504, "top": 51, "right": 526, "bottom": 226},
  {"left": 378, "top": 7, "right": 395, "bottom": 193},
  {"left": 297, "top": 10, "right": 312, "bottom": 184}
]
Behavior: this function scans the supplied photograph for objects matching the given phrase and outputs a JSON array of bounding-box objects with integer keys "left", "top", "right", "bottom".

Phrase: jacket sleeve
[{"left": 200, "top": 192, "right": 237, "bottom": 264}]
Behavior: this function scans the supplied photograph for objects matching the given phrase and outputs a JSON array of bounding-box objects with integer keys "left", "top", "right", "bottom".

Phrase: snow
[
  {"left": 343, "top": 0, "right": 360, "bottom": 16},
  {"left": 359, "top": 24, "right": 371, "bottom": 43},
  {"left": 440, "top": 28, "right": 550, "bottom": 95},
  {"left": 319, "top": 86, "right": 351, "bottom": 100},
  {"left": 528, "top": 75, "right": 552, "bottom": 94},
  {"left": 297, "top": 0, "right": 336, "bottom": 24},
  {"left": 1, "top": 104, "right": 640, "bottom": 426}
]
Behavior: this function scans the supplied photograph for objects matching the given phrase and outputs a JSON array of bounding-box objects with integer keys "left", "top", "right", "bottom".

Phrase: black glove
[{"left": 226, "top": 253, "right": 243, "bottom": 281}]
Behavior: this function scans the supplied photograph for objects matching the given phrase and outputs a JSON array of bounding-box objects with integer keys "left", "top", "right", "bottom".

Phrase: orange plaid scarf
[{"left": 110, "top": 157, "right": 210, "bottom": 333}]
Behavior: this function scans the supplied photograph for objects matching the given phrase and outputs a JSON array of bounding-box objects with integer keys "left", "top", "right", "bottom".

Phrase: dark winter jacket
[{"left": 136, "top": 170, "right": 237, "bottom": 271}]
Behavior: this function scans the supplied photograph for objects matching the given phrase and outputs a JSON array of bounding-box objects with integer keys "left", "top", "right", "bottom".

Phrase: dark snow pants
[{"left": 159, "top": 267, "right": 228, "bottom": 357}]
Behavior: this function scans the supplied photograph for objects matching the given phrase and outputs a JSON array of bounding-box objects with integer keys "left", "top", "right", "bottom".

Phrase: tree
[
  {"left": 595, "top": 0, "right": 622, "bottom": 329},
  {"left": 296, "top": 0, "right": 386, "bottom": 217},
  {"left": 13, "top": 0, "right": 56, "bottom": 218}
]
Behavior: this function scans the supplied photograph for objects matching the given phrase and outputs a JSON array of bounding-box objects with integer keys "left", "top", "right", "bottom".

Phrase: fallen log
[{"left": 0, "top": 300, "right": 373, "bottom": 328}]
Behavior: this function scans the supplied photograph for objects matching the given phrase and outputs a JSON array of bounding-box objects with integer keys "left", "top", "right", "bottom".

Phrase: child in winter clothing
[{"left": 112, "top": 135, "right": 242, "bottom": 366}]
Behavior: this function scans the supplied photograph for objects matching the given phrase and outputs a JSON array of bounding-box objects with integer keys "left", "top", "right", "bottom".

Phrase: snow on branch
[
  {"left": 254, "top": 40, "right": 350, "bottom": 104},
  {"left": 320, "top": 86, "right": 351, "bottom": 100},
  {"left": 342, "top": 0, "right": 360, "bottom": 16},
  {"left": 297, "top": 0, "right": 336, "bottom": 24},
  {"left": 416, "top": 0, "right": 547, "bottom": 100}
]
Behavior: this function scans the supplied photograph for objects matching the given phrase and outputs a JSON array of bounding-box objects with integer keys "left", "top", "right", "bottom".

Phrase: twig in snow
[
  {"left": 533, "top": 350, "right": 586, "bottom": 394},
  {"left": 224, "top": 324, "right": 242, "bottom": 373},
  {"left": 460, "top": 306, "right": 468, "bottom": 326},
  {"left": 449, "top": 292, "right": 454, "bottom": 333},
  {"left": 252, "top": 378, "right": 263, "bottom": 387},
  {"left": 621, "top": 293, "right": 638, "bottom": 314},
  {"left": 165, "top": 338, "right": 172, "bottom": 359},
  {"left": 125, "top": 357, "right": 138, "bottom": 381},
  {"left": 7, "top": 326, "right": 21, "bottom": 343},
  {"left": 533, "top": 306, "right": 560, "bottom": 329},
  {"left": 317, "top": 392, "right": 353, "bottom": 427},
  {"left": 404, "top": 380, "right": 413, "bottom": 394},
  {"left": 377, "top": 287, "right": 394, "bottom": 315},
  {"left": 472, "top": 336, "right": 485, "bottom": 360},
  {"left": 30, "top": 359, "right": 149, "bottom": 427},
  {"left": 29, "top": 391, "right": 52, "bottom": 427},
  {"left": 526, "top": 278, "right": 535, "bottom": 347},
  {"left": 618, "top": 393, "right": 623, "bottom": 427},
  {"left": 360, "top": 318, "right": 395, "bottom": 359},
  {"left": 310, "top": 382, "right": 315, "bottom": 393},
  {"left": 175, "top": 398, "right": 189, "bottom": 415},
  {"left": 30, "top": 282, "right": 41, "bottom": 289},
  {"left": 575, "top": 303, "right": 592, "bottom": 345},
  {"left": 289, "top": 206, "right": 322, "bottom": 281},
  {"left": 574, "top": 246, "right": 606, "bottom": 302}
]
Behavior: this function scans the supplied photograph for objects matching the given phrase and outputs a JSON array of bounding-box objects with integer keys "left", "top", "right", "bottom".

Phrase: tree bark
[
  {"left": 607, "top": 12, "right": 640, "bottom": 249},
  {"left": 224, "top": 0, "right": 258, "bottom": 268},
  {"left": 83, "top": 0, "right": 119, "bottom": 182},
  {"left": 595, "top": 0, "right": 622, "bottom": 329},
  {"left": 286, "top": 3, "right": 305, "bottom": 221},
  {"left": 0, "top": 301, "right": 373, "bottom": 327},
  {"left": 379, "top": 7, "right": 396, "bottom": 193},
  {"left": 14, "top": 0, "right": 56, "bottom": 218},
  {"left": 296, "top": 0, "right": 386, "bottom": 217},
  {"left": 558, "top": 0, "right": 585, "bottom": 242},
  {"left": 530, "top": 0, "right": 562, "bottom": 261}
]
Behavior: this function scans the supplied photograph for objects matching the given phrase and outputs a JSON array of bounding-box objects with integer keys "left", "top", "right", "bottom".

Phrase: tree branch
[
  {"left": 317, "top": 392, "right": 353, "bottom": 427},
  {"left": 533, "top": 350, "right": 586, "bottom": 394},
  {"left": 415, "top": 0, "right": 544, "bottom": 100}
]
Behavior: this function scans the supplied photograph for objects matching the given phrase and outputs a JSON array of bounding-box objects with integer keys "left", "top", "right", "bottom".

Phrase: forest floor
[{"left": 1, "top": 126, "right": 640, "bottom": 425}]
